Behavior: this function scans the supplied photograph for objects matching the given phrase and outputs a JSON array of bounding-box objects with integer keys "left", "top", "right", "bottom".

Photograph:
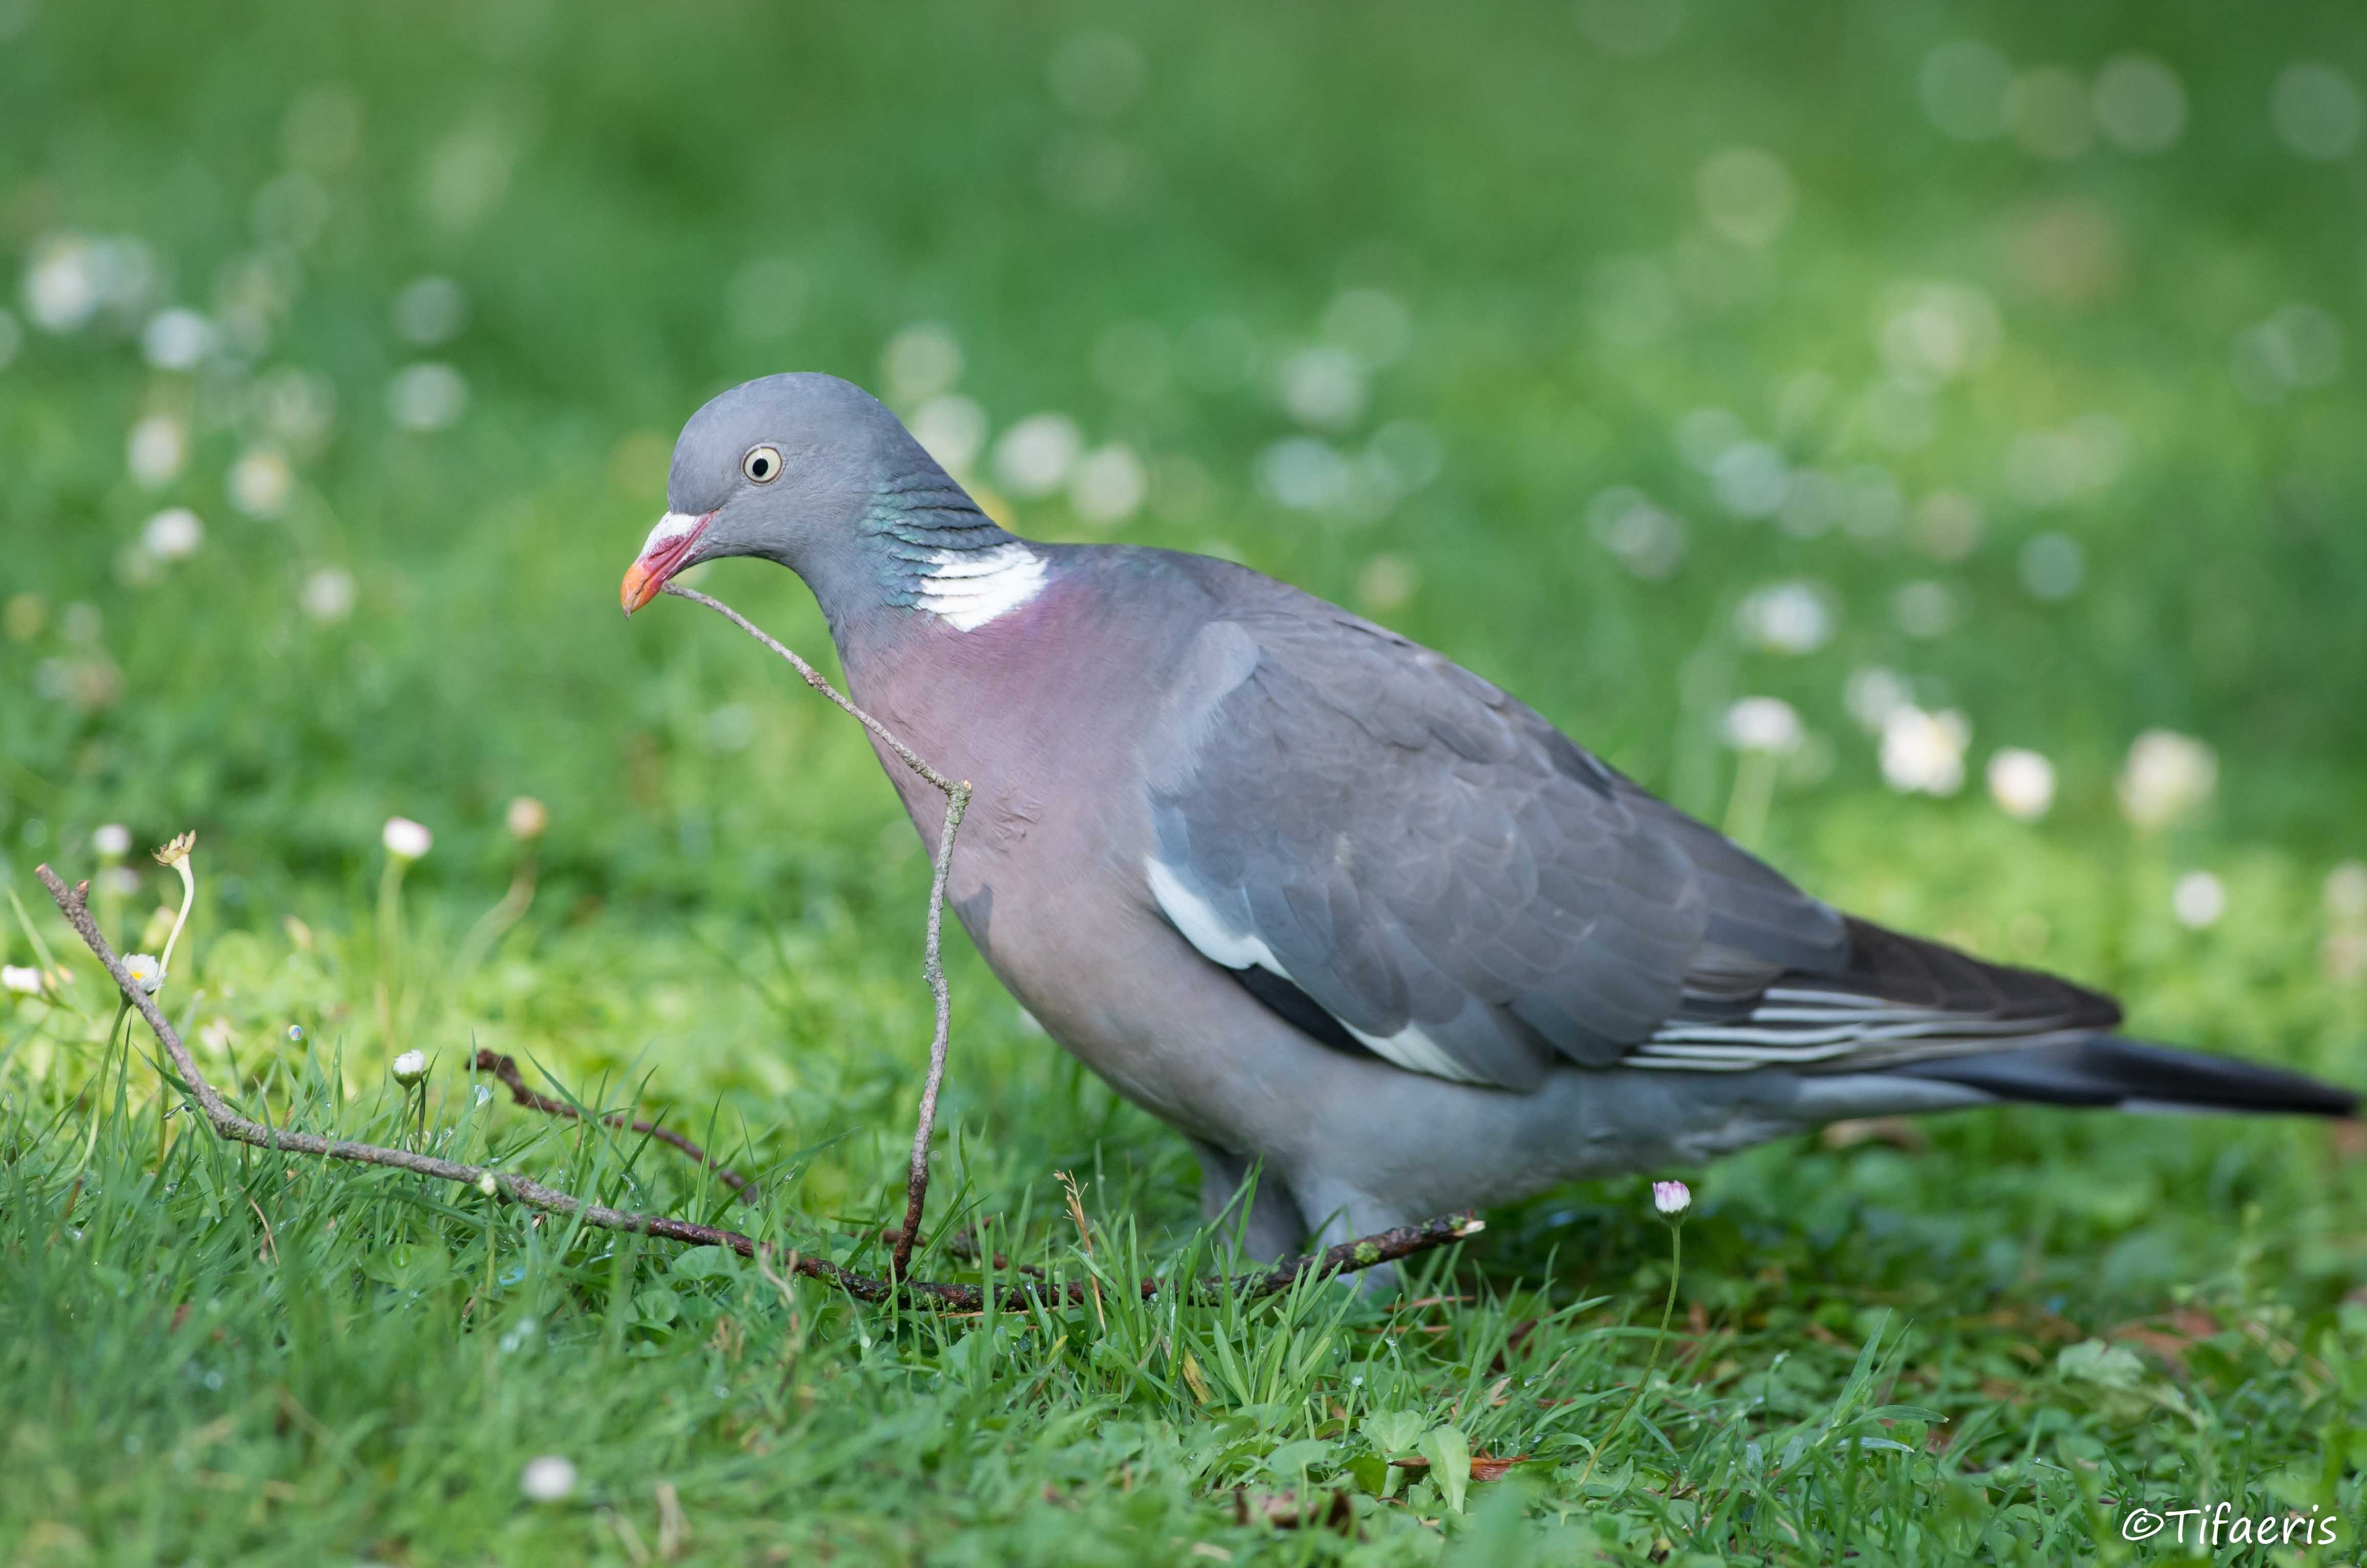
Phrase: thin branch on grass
[
  {"left": 660, "top": 581, "right": 967, "bottom": 1280},
  {"left": 43, "top": 856, "right": 1475, "bottom": 1308},
  {"left": 473, "top": 1049, "right": 757, "bottom": 1201},
  {"left": 893, "top": 776, "right": 967, "bottom": 1276}
]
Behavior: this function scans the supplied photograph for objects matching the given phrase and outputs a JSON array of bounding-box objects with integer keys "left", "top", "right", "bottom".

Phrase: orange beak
[
  {"left": 619, "top": 559, "right": 662, "bottom": 615},
  {"left": 620, "top": 511, "right": 712, "bottom": 615}
]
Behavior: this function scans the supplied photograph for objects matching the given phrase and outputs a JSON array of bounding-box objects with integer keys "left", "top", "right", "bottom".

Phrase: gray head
[{"left": 620, "top": 372, "right": 1005, "bottom": 618}]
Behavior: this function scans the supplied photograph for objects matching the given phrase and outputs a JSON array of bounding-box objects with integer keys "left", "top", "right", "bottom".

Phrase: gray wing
[
  {"left": 1142, "top": 597, "right": 2123, "bottom": 1088},
  {"left": 1139, "top": 604, "right": 1854, "bottom": 1090}
]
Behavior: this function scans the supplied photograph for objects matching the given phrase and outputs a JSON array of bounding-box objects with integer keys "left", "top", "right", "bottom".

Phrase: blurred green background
[
  {"left": 6, "top": 2, "right": 2367, "bottom": 1559},
  {"left": 6, "top": 0, "right": 2364, "bottom": 908}
]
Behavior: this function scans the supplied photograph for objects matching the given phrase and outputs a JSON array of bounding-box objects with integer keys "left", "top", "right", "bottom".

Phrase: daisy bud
[
  {"left": 381, "top": 817, "right": 433, "bottom": 862},
  {"left": 1880, "top": 705, "right": 1971, "bottom": 797},
  {"left": 2171, "top": 870, "right": 2226, "bottom": 930},
  {"left": 94, "top": 823, "right": 132, "bottom": 857},
  {"left": 504, "top": 796, "right": 549, "bottom": 842},
  {"left": 1651, "top": 1179, "right": 1692, "bottom": 1217},
  {"left": 1722, "top": 696, "right": 1804, "bottom": 756},
  {"left": 1986, "top": 748, "right": 2056, "bottom": 822},
  {"left": 122, "top": 953, "right": 165, "bottom": 995},
  {"left": 150, "top": 830, "right": 198, "bottom": 978},
  {"left": 477, "top": 1171, "right": 499, "bottom": 1197},
  {"left": 2117, "top": 729, "right": 2216, "bottom": 831},
  {"left": 519, "top": 1454, "right": 577, "bottom": 1502},
  {"left": 392, "top": 1049, "right": 427, "bottom": 1087}
]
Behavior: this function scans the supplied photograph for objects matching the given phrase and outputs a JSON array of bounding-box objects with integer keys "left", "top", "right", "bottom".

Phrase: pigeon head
[{"left": 621, "top": 372, "right": 995, "bottom": 617}]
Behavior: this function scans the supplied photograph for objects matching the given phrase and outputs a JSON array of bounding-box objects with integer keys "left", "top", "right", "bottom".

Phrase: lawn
[{"left": 5, "top": 1, "right": 2367, "bottom": 1562}]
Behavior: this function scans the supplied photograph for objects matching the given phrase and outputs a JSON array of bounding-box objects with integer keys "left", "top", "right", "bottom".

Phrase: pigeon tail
[{"left": 1887, "top": 1034, "right": 2358, "bottom": 1117}]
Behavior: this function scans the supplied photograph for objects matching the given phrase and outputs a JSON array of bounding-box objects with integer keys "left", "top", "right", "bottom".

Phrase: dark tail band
[{"left": 1891, "top": 1035, "right": 2357, "bottom": 1118}]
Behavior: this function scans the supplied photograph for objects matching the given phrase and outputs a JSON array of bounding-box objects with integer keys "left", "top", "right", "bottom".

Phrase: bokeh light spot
[
  {"left": 2092, "top": 55, "right": 2186, "bottom": 153},
  {"left": 2271, "top": 62, "right": 2363, "bottom": 160},
  {"left": 1920, "top": 40, "right": 2013, "bottom": 141}
]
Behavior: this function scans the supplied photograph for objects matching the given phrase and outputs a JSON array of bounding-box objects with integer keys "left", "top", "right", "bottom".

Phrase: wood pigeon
[{"left": 620, "top": 373, "right": 2354, "bottom": 1267}]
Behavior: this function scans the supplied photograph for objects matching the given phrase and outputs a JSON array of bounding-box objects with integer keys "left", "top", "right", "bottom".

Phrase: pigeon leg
[{"left": 1192, "top": 1140, "right": 1308, "bottom": 1262}]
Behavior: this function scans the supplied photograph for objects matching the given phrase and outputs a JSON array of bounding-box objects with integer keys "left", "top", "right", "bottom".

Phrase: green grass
[{"left": 6, "top": 0, "right": 2367, "bottom": 1560}]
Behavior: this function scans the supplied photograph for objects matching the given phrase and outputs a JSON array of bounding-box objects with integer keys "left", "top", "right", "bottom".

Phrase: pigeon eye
[{"left": 742, "top": 445, "right": 783, "bottom": 484}]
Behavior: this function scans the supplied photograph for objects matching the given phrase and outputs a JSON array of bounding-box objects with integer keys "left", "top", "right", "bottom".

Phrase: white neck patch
[{"left": 915, "top": 542, "right": 1046, "bottom": 631}]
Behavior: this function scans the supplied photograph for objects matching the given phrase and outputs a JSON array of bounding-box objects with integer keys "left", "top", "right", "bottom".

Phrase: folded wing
[{"left": 1141, "top": 599, "right": 2115, "bottom": 1089}]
